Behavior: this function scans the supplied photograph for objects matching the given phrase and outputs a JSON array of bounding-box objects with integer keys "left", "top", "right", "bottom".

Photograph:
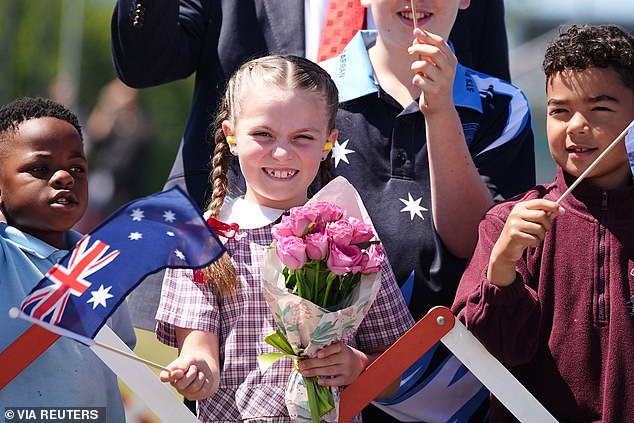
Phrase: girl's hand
[
  {"left": 488, "top": 199, "right": 564, "bottom": 286},
  {"left": 408, "top": 28, "right": 457, "bottom": 115},
  {"left": 297, "top": 341, "right": 367, "bottom": 387},
  {"left": 160, "top": 354, "right": 215, "bottom": 400}
]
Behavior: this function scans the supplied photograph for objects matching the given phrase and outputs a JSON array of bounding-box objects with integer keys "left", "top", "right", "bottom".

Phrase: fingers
[
  {"left": 159, "top": 357, "right": 215, "bottom": 400},
  {"left": 410, "top": 28, "right": 454, "bottom": 58},
  {"left": 408, "top": 29, "right": 457, "bottom": 111},
  {"left": 511, "top": 199, "right": 564, "bottom": 237},
  {"left": 497, "top": 199, "right": 564, "bottom": 258},
  {"left": 297, "top": 343, "right": 363, "bottom": 387}
]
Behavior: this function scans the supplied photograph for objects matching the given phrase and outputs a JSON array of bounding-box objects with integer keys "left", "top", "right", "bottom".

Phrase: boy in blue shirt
[{"left": 0, "top": 97, "right": 135, "bottom": 422}]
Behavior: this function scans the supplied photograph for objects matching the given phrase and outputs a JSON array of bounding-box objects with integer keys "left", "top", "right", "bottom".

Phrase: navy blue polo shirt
[{"left": 322, "top": 31, "right": 535, "bottom": 320}]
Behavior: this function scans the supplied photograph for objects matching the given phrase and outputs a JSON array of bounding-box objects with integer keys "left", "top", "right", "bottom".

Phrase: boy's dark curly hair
[
  {"left": 543, "top": 24, "right": 634, "bottom": 91},
  {"left": 0, "top": 97, "right": 82, "bottom": 141}
]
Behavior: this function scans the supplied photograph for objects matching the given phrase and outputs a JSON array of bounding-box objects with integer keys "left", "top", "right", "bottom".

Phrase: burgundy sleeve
[{"left": 451, "top": 206, "right": 542, "bottom": 367}]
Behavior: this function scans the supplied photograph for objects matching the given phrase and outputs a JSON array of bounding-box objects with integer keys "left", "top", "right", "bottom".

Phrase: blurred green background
[{"left": 0, "top": 0, "right": 193, "bottom": 199}]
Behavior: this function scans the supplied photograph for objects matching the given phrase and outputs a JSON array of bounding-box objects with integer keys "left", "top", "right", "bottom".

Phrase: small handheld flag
[{"left": 13, "top": 186, "right": 225, "bottom": 345}]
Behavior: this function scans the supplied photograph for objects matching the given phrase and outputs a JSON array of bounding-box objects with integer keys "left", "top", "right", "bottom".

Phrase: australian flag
[{"left": 15, "top": 187, "right": 225, "bottom": 345}]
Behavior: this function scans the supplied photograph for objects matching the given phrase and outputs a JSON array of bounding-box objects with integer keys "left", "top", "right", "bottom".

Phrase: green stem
[
  {"left": 296, "top": 270, "right": 303, "bottom": 298},
  {"left": 305, "top": 375, "right": 322, "bottom": 423},
  {"left": 322, "top": 274, "right": 334, "bottom": 308},
  {"left": 314, "top": 261, "right": 320, "bottom": 306}
]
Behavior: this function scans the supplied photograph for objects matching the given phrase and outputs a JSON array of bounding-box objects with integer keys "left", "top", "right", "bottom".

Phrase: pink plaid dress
[{"left": 156, "top": 199, "right": 413, "bottom": 422}]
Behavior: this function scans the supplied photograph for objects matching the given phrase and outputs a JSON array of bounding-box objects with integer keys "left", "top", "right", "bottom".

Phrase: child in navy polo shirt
[
  {"left": 323, "top": 0, "right": 534, "bottom": 321},
  {"left": 320, "top": 1, "right": 535, "bottom": 421}
]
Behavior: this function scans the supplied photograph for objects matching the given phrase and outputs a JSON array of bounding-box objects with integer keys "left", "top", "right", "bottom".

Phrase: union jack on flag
[{"left": 15, "top": 187, "right": 225, "bottom": 345}]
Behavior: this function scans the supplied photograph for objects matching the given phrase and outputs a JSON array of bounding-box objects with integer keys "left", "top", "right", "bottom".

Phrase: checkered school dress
[{"left": 157, "top": 214, "right": 413, "bottom": 422}]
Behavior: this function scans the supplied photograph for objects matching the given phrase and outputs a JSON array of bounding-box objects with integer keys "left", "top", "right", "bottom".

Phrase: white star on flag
[
  {"left": 163, "top": 210, "right": 176, "bottom": 223},
  {"left": 399, "top": 193, "right": 427, "bottom": 221},
  {"left": 128, "top": 232, "right": 143, "bottom": 240},
  {"left": 86, "top": 284, "right": 114, "bottom": 309},
  {"left": 130, "top": 208, "right": 145, "bottom": 221},
  {"left": 332, "top": 139, "right": 355, "bottom": 168},
  {"left": 174, "top": 250, "right": 186, "bottom": 261}
]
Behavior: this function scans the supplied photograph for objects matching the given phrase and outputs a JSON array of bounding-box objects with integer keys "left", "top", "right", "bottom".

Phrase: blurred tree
[{"left": 0, "top": 0, "right": 194, "bottom": 201}]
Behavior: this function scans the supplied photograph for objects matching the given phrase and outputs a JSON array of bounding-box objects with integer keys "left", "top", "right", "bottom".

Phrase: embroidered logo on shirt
[
  {"left": 399, "top": 193, "right": 428, "bottom": 221},
  {"left": 332, "top": 139, "right": 355, "bottom": 168}
]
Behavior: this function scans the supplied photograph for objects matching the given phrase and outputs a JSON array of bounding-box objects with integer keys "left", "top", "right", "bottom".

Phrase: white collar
[{"left": 217, "top": 197, "right": 285, "bottom": 230}]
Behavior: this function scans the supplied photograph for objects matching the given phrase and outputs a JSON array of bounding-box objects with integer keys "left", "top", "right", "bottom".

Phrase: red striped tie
[{"left": 317, "top": 0, "right": 366, "bottom": 62}]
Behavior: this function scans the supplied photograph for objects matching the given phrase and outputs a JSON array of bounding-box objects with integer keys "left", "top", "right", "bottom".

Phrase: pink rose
[
  {"left": 311, "top": 201, "right": 344, "bottom": 223},
  {"left": 310, "top": 202, "right": 344, "bottom": 233},
  {"left": 271, "top": 219, "right": 294, "bottom": 241},
  {"left": 326, "top": 220, "right": 354, "bottom": 246},
  {"left": 287, "top": 205, "right": 320, "bottom": 236},
  {"left": 276, "top": 236, "right": 307, "bottom": 270},
  {"left": 348, "top": 217, "right": 375, "bottom": 244},
  {"left": 359, "top": 243, "right": 384, "bottom": 274},
  {"left": 327, "top": 243, "right": 363, "bottom": 275},
  {"left": 304, "top": 232, "right": 331, "bottom": 261}
]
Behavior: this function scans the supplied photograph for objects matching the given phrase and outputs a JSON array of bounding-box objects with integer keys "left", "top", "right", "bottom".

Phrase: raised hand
[{"left": 488, "top": 199, "right": 564, "bottom": 286}]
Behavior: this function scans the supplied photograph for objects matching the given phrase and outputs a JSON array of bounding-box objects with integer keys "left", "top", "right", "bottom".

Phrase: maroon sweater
[{"left": 453, "top": 169, "right": 634, "bottom": 422}]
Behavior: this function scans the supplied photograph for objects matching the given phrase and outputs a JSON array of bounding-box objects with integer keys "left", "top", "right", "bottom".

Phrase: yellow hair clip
[
  {"left": 226, "top": 135, "right": 236, "bottom": 145},
  {"left": 323, "top": 141, "right": 333, "bottom": 151}
]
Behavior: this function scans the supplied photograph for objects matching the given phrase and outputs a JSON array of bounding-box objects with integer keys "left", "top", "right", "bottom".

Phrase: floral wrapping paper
[{"left": 260, "top": 177, "right": 383, "bottom": 422}]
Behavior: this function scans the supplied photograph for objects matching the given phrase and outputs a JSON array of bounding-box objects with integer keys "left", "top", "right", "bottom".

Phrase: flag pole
[
  {"left": 410, "top": 0, "right": 427, "bottom": 108},
  {"left": 93, "top": 341, "right": 169, "bottom": 372},
  {"left": 8, "top": 307, "right": 168, "bottom": 372},
  {"left": 556, "top": 119, "right": 634, "bottom": 205}
]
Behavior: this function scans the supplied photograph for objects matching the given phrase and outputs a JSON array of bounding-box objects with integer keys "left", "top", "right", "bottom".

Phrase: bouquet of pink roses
[
  {"left": 259, "top": 177, "right": 384, "bottom": 423},
  {"left": 273, "top": 201, "right": 383, "bottom": 309}
]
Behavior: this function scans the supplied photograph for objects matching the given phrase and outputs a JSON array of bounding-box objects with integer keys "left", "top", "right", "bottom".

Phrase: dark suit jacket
[{"left": 112, "top": 0, "right": 510, "bottom": 210}]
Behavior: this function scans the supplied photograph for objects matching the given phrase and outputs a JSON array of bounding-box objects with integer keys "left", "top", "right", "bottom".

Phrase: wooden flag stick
[
  {"left": 94, "top": 341, "right": 169, "bottom": 372},
  {"left": 410, "top": 0, "right": 427, "bottom": 107},
  {"left": 9, "top": 306, "right": 169, "bottom": 372},
  {"left": 556, "top": 119, "right": 634, "bottom": 204},
  {"left": 410, "top": 0, "right": 419, "bottom": 30}
]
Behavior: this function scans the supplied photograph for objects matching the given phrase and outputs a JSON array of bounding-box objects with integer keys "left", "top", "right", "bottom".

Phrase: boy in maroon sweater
[{"left": 452, "top": 24, "right": 634, "bottom": 422}]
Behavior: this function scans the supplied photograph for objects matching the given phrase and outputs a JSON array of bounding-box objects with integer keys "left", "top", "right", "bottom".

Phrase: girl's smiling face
[
  {"left": 224, "top": 86, "right": 337, "bottom": 210},
  {"left": 546, "top": 67, "right": 634, "bottom": 190}
]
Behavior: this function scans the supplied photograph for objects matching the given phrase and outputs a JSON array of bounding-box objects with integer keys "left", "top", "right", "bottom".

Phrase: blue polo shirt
[
  {"left": 323, "top": 31, "right": 535, "bottom": 321},
  {"left": 0, "top": 223, "right": 134, "bottom": 422}
]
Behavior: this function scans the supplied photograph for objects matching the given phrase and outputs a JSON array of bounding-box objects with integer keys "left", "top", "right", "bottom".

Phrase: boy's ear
[{"left": 459, "top": 0, "right": 471, "bottom": 10}]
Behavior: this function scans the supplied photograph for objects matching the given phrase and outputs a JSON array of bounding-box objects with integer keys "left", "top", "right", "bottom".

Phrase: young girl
[{"left": 156, "top": 55, "right": 414, "bottom": 422}]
